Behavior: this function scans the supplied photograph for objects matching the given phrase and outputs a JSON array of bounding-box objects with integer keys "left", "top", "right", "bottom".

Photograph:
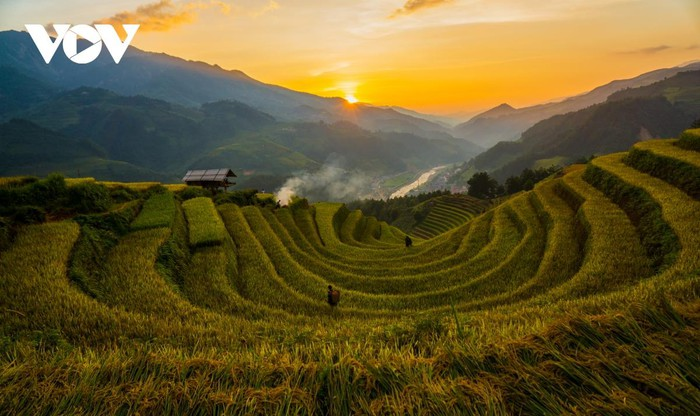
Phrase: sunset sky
[{"left": 1, "top": 0, "right": 699, "bottom": 115}]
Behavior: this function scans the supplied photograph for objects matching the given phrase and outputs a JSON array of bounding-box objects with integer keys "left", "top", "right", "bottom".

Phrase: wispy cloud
[
  {"left": 618, "top": 45, "right": 672, "bottom": 55},
  {"left": 310, "top": 62, "right": 351, "bottom": 77},
  {"left": 353, "top": 0, "right": 570, "bottom": 38},
  {"left": 687, "top": 44, "right": 700, "bottom": 50},
  {"left": 249, "top": 0, "right": 280, "bottom": 18},
  {"left": 390, "top": 0, "right": 454, "bottom": 18},
  {"left": 95, "top": 0, "right": 230, "bottom": 32}
]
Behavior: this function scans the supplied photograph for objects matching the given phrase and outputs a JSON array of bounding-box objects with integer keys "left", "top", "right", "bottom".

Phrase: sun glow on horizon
[
  {"left": 333, "top": 81, "right": 361, "bottom": 104},
  {"left": 3, "top": 1, "right": 699, "bottom": 114}
]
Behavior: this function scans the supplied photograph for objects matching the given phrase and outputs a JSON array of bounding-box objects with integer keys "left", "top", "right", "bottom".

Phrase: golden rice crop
[
  {"left": 218, "top": 203, "right": 327, "bottom": 315},
  {"left": 284, "top": 206, "right": 471, "bottom": 268},
  {"left": 3, "top": 135, "right": 700, "bottom": 414},
  {"left": 590, "top": 153, "right": 700, "bottom": 285},
  {"left": 182, "top": 197, "right": 227, "bottom": 247},
  {"left": 540, "top": 168, "right": 653, "bottom": 301},
  {"left": 624, "top": 139, "right": 700, "bottom": 199},
  {"left": 0, "top": 176, "right": 32, "bottom": 187},
  {"left": 64, "top": 177, "right": 96, "bottom": 185},
  {"left": 130, "top": 191, "right": 177, "bottom": 230}
]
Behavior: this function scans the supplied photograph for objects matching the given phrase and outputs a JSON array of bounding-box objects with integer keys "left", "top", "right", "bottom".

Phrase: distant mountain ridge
[
  {"left": 0, "top": 30, "right": 451, "bottom": 138},
  {"left": 454, "top": 62, "right": 700, "bottom": 148},
  {"left": 472, "top": 103, "right": 517, "bottom": 120},
  {"left": 462, "top": 70, "right": 700, "bottom": 181}
]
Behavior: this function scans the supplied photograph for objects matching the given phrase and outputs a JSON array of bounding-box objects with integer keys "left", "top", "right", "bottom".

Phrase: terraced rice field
[
  {"left": 1, "top": 132, "right": 700, "bottom": 414},
  {"left": 412, "top": 194, "right": 490, "bottom": 239}
]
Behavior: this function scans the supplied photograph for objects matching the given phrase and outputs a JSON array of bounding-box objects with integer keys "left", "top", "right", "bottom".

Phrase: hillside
[
  {"left": 1, "top": 130, "right": 699, "bottom": 413},
  {"left": 453, "top": 61, "right": 700, "bottom": 148},
  {"left": 0, "top": 118, "right": 172, "bottom": 181},
  {"left": 0, "top": 85, "right": 482, "bottom": 191},
  {"left": 466, "top": 70, "right": 700, "bottom": 181},
  {"left": 0, "top": 66, "right": 58, "bottom": 118},
  {"left": 410, "top": 194, "right": 491, "bottom": 239}
]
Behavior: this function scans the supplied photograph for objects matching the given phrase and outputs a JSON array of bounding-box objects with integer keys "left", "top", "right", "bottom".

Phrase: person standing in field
[
  {"left": 405, "top": 235, "right": 413, "bottom": 248},
  {"left": 327, "top": 285, "right": 340, "bottom": 307}
]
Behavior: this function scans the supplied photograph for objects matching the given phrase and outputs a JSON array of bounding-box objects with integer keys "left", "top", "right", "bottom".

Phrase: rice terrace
[{"left": 1, "top": 130, "right": 699, "bottom": 414}]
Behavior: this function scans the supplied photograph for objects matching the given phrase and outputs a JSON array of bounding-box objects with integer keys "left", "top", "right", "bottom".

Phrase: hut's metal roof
[{"left": 182, "top": 168, "right": 236, "bottom": 182}]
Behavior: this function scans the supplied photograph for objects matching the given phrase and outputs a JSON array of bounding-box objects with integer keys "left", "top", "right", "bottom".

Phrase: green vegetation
[
  {"left": 2, "top": 131, "right": 700, "bottom": 413},
  {"left": 446, "top": 166, "right": 561, "bottom": 202},
  {"left": 504, "top": 166, "right": 562, "bottom": 194},
  {"left": 130, "top": 191, "right": 177, "bottom": 231},
  {"left": 1, "top": 87, "right": 481, "bottom": 190},
  {"left": 625, "top": 139, "right": 700, "bottom": 199},
  {"left": 467, "top": 171, "right": 502, "bottom": 198},
  {"left": 182, "top": 197, "right": 227, "bottom": 248},
  {"left": 69, "top": 201, "right": 142, "bottom": 298},
  {"left": 677, "top": 128, "right": 700, "bottom": 151},
  {"left": 0, "top": 173, "right": 107, "bottom": 216},
  {"left": 213, "top": 188, "right": 278, "bottom": 208}
]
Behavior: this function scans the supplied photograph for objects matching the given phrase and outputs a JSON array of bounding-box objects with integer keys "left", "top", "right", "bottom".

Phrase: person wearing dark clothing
[
  {"left": 405, "top": 235, "right": 413, "bottom": 248},
  {"left": 327, "top": 285, "right": 340, "bottom": 307}
]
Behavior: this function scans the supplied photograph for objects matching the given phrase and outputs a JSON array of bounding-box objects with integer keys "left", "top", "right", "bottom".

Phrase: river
[{"left": 390, "top": 165, "right": 447, "bottom": 199}]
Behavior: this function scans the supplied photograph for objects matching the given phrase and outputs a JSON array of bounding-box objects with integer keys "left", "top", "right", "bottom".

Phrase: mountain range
[
  {"left": 454, "top": 61, "right": 700, "bottom": 149},
  {"left": 0, "top": 30, "right": 453, "bottom": 137},
  {"left": 1, "top": 28, "right": 699, "bottom": 196},
  {"left": 456, "top": 69, "right": 700, "bottom": 182},
  {"left": 0, "top": 30, "right": 482, "bottom": 194}
]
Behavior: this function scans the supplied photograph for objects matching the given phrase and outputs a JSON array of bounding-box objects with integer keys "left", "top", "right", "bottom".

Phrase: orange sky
[{"left": 2, "top": 0, "right": 699, "bottom": 115}]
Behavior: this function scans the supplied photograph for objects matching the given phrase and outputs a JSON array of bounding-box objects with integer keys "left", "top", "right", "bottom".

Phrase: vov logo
[{"left": 25, "top": 24, "right": 140, "bottom": 64}]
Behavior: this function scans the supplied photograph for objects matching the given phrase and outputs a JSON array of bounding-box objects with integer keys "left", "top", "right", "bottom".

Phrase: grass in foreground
[{"left": 2, "top": 133, "right": 700, "bottom": 414}]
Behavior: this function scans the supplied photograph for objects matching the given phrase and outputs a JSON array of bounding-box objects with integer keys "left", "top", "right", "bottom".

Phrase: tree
[
  {"left": 503, "top": 166, "right": 561, "bottom": 196},
  {"left": 505, "top": 176, "right": 523, "bottom": 194},
  {"left": 467, "top": 172, "right": 500, "bottom": 199},
  {"left": 692, "top": 118, "right": 700, "bottom": 129}
]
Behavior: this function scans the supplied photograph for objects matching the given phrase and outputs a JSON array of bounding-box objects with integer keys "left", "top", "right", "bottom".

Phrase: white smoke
[{"left": 276, "top": 160, "right": 371, "bottom": 205}]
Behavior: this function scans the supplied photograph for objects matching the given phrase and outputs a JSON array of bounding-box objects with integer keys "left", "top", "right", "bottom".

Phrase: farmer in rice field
[
  {"left": 405, "top": 235, "right": 413, "bottom": 248},
  {"left": 327, "top": 285, "right": 340, "bottom": 307}
]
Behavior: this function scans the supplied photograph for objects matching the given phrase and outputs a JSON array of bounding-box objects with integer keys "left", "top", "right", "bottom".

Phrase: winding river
[{"left": 390, "top": 165, "right": 447, "bottom": 199}]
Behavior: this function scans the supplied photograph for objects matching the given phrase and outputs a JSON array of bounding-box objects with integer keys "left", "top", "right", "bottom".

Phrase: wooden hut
[{"left": 182, "top": 168, "right": 236, "bottom": 191}]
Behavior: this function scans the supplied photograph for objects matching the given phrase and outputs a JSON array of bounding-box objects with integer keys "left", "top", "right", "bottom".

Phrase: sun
[{"left": 345, "top": 93, "right": 359, "bottom": 104}]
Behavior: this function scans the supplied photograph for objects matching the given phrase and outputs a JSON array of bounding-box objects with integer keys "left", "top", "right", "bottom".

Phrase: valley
[{"left": 389, "top": 165, "right": 447, "bottom": 199}]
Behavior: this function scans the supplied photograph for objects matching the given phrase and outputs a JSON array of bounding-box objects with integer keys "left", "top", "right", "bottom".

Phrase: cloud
[
  {"left": 249, "top": 0, "right": 280, "bottom": 18},
  {"left": 687, "top": 44, "right": 700, "bottom": 50},
  {"left": 619, "top": 45, "right": 672, "bottom": 55},
  {"left": 390, "top": 0, "right": 454, "bottom": 18},
  {"left": 95, "top": 0, "right": 230, "bottom": 32},
  {"left": 310, "top": 62, "right": 351, "bottom": 77}
]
